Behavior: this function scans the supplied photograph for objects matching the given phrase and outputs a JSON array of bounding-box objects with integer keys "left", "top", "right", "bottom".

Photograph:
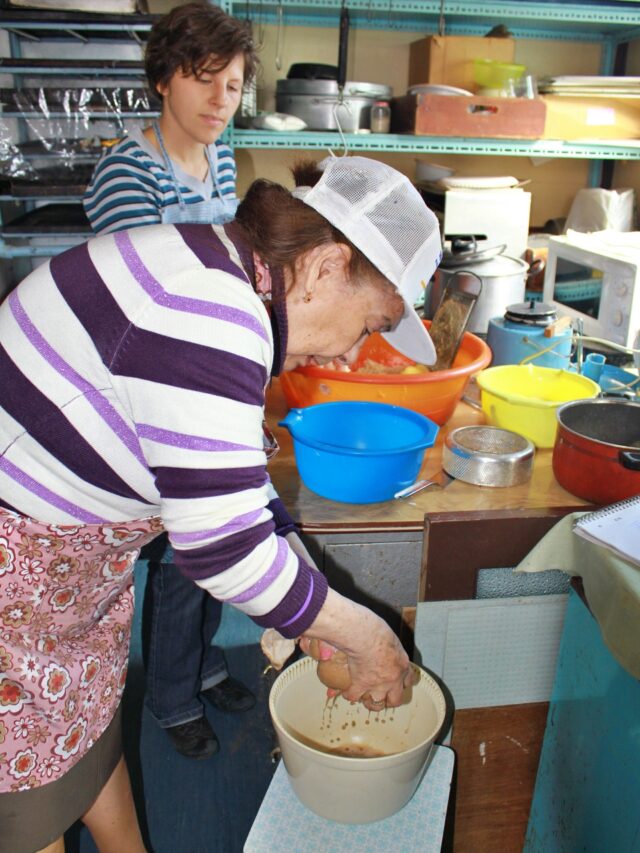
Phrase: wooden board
[
  {"left": 420, "top": 507, "right": 586, "bottom": 601},
  {"left": 450, "top": 703, "right": 549, "bottom": 853}
]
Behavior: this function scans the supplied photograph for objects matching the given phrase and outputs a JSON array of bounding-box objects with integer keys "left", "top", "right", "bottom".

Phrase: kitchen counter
[
  {"left": 265, "top": 378, "right": 591, "bottom": 533},
  {"left": 265, "top": 378, "right": 592, "bottom": 633}
]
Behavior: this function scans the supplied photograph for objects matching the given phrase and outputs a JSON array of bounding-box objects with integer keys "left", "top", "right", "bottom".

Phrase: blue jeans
[{"left": 144, "top": 538, "right": 228, "bottom": 728}]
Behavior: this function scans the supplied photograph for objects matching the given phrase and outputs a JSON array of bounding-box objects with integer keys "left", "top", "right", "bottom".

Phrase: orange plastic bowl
[{"left": 280, "top": 321, "right": 491, "bottom": 426}]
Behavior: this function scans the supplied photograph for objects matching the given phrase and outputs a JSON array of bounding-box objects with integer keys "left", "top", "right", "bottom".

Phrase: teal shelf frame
[
  {"left": 1, "top": 2, "right": 639, "bottom": 42},
  {"left": 231, "top": 129, "right": 640, "bottom": 159},
  {"left": 232, "top": 1, "right": 640, "bottom": 41}
]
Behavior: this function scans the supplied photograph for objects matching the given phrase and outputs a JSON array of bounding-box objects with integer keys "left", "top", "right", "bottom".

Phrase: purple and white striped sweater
[{"left": 0, "top": 222, "right": 328, "bottom": 638}]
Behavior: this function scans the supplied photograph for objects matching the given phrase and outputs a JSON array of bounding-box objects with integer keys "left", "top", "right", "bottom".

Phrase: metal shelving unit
[
  {"left": 0, "top": 9, "right": 158, "bottom": 41},
  {"left": 1, "top": 109, "right": 157, "bottom": 119},
  {"left": 0, "top": 1, "right": 638, "bottom": 262},
  {"left": 232, "top": 129, "right": 640, "bottom": 159},
  {"left": 233, "top": 0, "right": 640, "bottom": 71},
  {"left": 0, "top": 58, "right": 146, "bottom": 77},
  {"left": 231, "top": 0, "right": 640, "bottom": 38},
  {"left": 0, "top": 10, "right": 160, "bottom": 262}
]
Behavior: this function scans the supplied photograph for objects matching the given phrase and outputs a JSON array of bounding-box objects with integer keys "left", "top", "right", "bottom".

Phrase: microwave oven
[{"left": 542, "top": 232, "right": 640, "bottom": 349}]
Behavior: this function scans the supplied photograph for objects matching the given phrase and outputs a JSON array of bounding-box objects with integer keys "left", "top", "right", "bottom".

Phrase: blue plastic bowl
[{"left": 279, "top": 401, "right": 439, "bottom": 504}]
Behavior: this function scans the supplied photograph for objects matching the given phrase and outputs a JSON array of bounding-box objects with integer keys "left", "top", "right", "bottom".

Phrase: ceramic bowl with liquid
[{"left": 269, "top": 657, "right": 447, "bottom": 824}]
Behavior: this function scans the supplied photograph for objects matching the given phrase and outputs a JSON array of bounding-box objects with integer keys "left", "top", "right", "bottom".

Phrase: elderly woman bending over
[{"left": 0, "top": 155, "right": 441, "bottom": 852}]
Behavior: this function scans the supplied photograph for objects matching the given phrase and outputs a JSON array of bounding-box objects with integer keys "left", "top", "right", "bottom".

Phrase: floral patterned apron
[{"left": 0, "top": 507, "right": 162, "bottom": 792}]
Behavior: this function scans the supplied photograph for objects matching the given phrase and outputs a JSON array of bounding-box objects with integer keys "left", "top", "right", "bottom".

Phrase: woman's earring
[{"left": 303, "top": 292, "right": 313, "bottom": 303}]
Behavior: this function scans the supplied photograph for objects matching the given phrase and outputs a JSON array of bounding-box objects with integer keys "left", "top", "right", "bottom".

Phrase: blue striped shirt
[
  {"left": 0, "top": 223, "right": 327, "bottom": 638},
  {"left": 83, "top": 128, "right": 238, "bottom": 235}
]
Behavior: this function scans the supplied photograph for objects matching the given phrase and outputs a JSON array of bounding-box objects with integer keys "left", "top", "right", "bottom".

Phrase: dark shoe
[
  {"left": 202, "top": 676, "right": 256, "bottom": 713},
  {"left": 165, "top": 717, "right": 219, "bottom": 759}
]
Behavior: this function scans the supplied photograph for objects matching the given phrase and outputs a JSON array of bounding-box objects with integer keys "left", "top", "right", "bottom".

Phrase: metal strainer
[{"left": 442, "top": 425, "right": 535, "bottom": 487}]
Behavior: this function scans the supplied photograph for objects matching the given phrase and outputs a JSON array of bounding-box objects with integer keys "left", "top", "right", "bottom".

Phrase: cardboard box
[
  {"left": 409, "top": 35, "right": 515, "bottom": 92},
  {"left": 444, "top": 189, "right": 531, "bottom": 260},
  {"left": 542, "top": 96, "right": 640, "bottom": 140},
  {"left": 391, "top": 93, "right": 546, "bottom": 139}
]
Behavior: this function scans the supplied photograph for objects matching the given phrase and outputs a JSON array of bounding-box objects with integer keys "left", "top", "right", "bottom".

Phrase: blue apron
[{"left": 153, "top": 121, "right": 239, "bottom": 225}]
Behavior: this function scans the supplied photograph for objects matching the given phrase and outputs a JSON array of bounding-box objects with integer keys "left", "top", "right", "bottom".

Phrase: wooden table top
[{"left": 265, "top": 378, "right": 591, "bottom": 533}]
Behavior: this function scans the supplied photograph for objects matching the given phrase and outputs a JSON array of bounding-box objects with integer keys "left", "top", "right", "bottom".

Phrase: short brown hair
[
  {"left": 145, "top": 2, "right": 258, "bottom": 96},
  {"left": 236, "top": 160, "right": 386, "bottom": 288}
]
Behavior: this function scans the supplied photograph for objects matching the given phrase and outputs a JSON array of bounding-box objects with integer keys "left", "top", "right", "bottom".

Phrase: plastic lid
[
  {"left": 505, "top": 300, "right": 558, "bottom": 326},
  {"left": 442, "top": 240, "right": 506, "bottom": 266}
]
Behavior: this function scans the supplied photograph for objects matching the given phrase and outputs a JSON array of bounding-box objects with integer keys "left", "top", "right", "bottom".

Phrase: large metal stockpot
[
  {"left": 552, "top": 398, "right": 640, "bottom": 503},
  {"left": 275, "top": 79, "right": 392, "bottom": 131},
  {"left": 430, "top": 253, "right": 528, "bottom": 335}
]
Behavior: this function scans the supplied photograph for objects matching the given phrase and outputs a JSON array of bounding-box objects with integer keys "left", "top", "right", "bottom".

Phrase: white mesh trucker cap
[{"left": 295, "top": 155, "right": 442, "bottom": 365}]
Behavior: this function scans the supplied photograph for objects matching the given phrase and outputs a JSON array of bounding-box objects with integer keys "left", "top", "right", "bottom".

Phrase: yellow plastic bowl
[
  {"left": 280, "top": 321, "right": 491, "bottom": 426},
  {"left": 473, "top": 59, "right": 526, "bottom": 89},
  {"left": 476, "top": 365, "right": 600, "bottom": 448}
]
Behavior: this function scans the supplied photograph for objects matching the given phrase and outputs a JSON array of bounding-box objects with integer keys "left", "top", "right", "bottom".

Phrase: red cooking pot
[{"left": 553, "top": 398, "right": 640, "bottom": 504}]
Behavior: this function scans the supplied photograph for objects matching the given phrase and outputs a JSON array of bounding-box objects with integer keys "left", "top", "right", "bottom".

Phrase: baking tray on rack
[
  {"left": 3, "top": 3, "right": 149, "bottom": 16},
  {"left": 0, "top": 86, "right": 159, "bottom": 113},
  {"left": 0, "top": 203, "right": 91, "bottom": 236},
  {"left": 0, "top": 58, "right": 145, "bottom": 75},
  {"left": 0, "top": 165, "right": 95, "bottom": 196},
  {"left": 10, "top": 139, "right": 113, "bottom": 159}
]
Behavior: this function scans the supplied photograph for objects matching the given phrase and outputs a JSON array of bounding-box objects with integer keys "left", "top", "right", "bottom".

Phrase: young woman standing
[{"left": 84, "top": 2, "right": 258, "bottom": 761}]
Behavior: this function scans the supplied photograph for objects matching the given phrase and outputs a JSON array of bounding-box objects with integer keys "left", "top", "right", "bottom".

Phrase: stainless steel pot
[
  {"left": 429, "top": 253, "right": 528, "bottom": 335},
  {"left": 275, "top": 79, "right": 392, "bottom": 131}
]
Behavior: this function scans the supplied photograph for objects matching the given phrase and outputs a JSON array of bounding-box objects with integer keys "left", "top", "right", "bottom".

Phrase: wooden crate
[{"left": 391, "top": 93, "right": 546, "bottom": 139}]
